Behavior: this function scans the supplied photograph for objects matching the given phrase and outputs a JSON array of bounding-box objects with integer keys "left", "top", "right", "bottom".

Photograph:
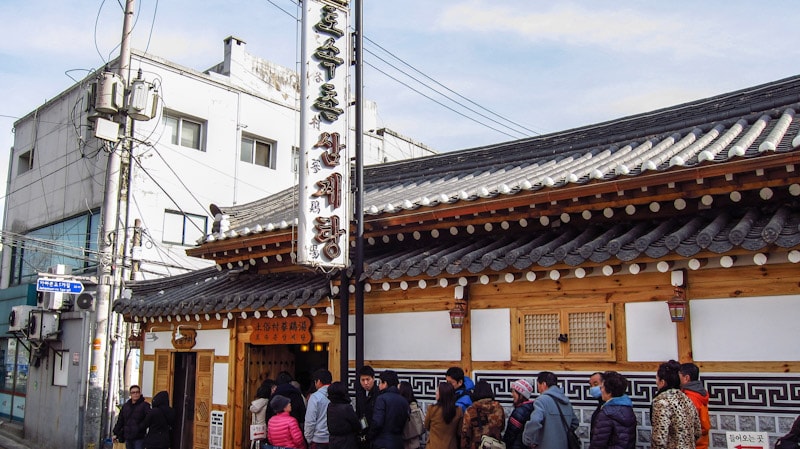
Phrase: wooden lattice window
[{"left": 515, "top": 305, "right": 615, "bottom": 361}]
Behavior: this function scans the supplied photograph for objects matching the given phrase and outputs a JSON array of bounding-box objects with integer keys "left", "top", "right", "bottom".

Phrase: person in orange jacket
[{"left": 680, "top": 363, "right": 711, "bottom": 449}]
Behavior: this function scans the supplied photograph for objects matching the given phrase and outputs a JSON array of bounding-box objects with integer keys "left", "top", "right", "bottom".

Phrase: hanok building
[{"left": 114, "top": 75, "right": 800, "bottom": 449}]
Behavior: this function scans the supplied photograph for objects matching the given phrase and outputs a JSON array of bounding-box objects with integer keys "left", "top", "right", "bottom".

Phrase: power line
[
  {"left": 364, "top": 47, "right": 528, "bottom": 138},
  {"left": 364, "top": 35, "right": 541, "bottom": 137},
  {"left": 365, "top": 61, "right": 520, "bottom": 139},
  {"left": 264, "top": 0, "right": 537, "bottom": 140}
]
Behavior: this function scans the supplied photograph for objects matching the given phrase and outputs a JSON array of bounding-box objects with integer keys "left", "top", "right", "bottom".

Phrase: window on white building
[
  {"left": 240, "top": 136, "right": 275, "bottom": 168},
  {"left": 164, "top": 114, "right": 204, "bottom": 151},
  {"left": 515, "top": 304, "right": 615, "bottom": 361},
  {"left": 17, "top": 149, "right": 34, "bottom": 175},
  {"left": 163, "top": 211, "right": 207, "bottom": 245}
]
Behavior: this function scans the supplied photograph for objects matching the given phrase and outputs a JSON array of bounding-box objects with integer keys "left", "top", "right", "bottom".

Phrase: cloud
[{"left": 437, "top": 1, "right": 741, "bottom": 58}]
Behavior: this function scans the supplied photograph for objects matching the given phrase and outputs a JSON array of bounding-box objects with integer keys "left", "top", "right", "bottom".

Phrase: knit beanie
[
  {"left": 510, "top": 379, "right": 533, "bottom": 399},
  {"left": 270, "top": 394, "right": 291, "bottom": 413}
]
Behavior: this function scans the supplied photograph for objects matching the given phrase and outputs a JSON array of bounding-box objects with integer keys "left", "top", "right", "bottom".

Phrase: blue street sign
[{"left": 36, "top": 278, "right": 84, "bottom": 294}]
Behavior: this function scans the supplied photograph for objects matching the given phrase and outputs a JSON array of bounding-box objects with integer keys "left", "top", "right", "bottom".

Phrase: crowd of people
[
  {"left": 111, "top": 360, "right": 798, "bottom": 449},
  {"left": 244, "top": 360, "right": 719, "bottom": 449}
]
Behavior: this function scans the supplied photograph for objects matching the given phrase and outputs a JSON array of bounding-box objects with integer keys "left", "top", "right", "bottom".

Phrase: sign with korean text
[
  {"left": 250, "top": 317, "right": 312, "bottom": 345},
  {"left": 298, "top": 0, "right": 351, "bottom": 268},
  {"left": 37, "top": 278, "right": 84, "bottom": 294},
  {"left": 725, "top": 432, "right": 769, "bottom": 449}
]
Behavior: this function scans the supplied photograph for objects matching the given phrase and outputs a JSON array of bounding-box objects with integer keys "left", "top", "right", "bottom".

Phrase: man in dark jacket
[
  {"left": 588, "top": 371, "right": 636, "bottom": 449},
  {"left": 368, "top": 370, "right": 410, "bottom": 449},
  {"left": 357, "top": 365, "right": 380, "bottom": 449},
  {"left": 273, "top": 371, "right": 308, "bottom": 428},
  {"left": 503, "top": 378, "right": 536, "bottom": 449},
  {"left": 113, "top": 385, "right": 150, "bottom": 449}
]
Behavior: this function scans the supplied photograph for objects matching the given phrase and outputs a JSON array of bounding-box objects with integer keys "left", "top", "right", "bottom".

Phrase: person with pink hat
[{"left": 503, "top": 379, "right": 536, "bottom": 449}]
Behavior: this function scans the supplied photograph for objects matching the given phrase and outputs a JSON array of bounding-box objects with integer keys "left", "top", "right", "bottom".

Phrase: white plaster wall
[
  {"left": 471, "top": 308, "right": 511, "bottom": 361},
  {"left": 625, "top": 302, "right": 679, "bottom": 361},
  {"left": 690, "top": 295, "right": 800, "bottom": 361},
  {"left": 213, "top": 363, "right": 229, "bottom": 405},
  {"left": 142, "top": 329, "right": 229, "bottom": 355},
  {"left": 141, "top": 360, "right": 155, "bottom": 397},
  {"left": 348, "top": 312, "right": 462, "bottom": 361}
]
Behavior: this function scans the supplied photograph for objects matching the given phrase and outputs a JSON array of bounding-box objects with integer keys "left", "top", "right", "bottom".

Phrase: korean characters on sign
[{"left": 298, "top": 0, "right": 351, "bottom": 268}]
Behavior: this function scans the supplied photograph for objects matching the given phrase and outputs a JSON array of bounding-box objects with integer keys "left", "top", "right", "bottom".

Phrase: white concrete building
[
  {"left": 0, "top": 35, "right": 435, "bottom": 441},
  {"left": 1, "top": 36, "right": 435, "bottom": 287}
]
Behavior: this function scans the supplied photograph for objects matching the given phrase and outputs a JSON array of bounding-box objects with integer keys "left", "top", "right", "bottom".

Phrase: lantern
[{"left": 667, "top": 286, "right": 687, "bottom": 322}]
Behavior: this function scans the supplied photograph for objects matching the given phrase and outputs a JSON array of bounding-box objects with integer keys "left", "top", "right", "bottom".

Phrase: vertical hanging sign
[{"left": 298, "top": 0, "right": 351, "bottom": 269}]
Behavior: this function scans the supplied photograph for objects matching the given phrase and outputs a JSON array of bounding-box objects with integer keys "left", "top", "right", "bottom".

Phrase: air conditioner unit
[
  {"left": 74, "top": 292, "right": 95, "bottom": 311},
  {"left": 39, "top": 291, "right": 66, "bottom": 310},
  {"left": 9, "top": 305, "right": 36, "bottom": 332},
  {"left": 28, "top": 310, "right": 60, "bottom": 341}
]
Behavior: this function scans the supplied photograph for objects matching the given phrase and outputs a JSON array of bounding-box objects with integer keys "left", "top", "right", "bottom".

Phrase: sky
[{"left": 1, "top": 0, "right": 799, "bottom": 215}]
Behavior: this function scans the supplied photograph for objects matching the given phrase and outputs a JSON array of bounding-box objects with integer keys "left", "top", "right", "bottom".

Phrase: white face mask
[{"left": 589, "top": 385, "right": 602, "bottom": 398}]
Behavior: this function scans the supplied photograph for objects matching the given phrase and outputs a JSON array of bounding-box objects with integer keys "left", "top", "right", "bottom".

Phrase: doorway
[
  {"left": 244, "top": 344, "right": 328, "bottom": 442},
  {"left": 173, "top": 352, "right": 197, "bottom": 449}
]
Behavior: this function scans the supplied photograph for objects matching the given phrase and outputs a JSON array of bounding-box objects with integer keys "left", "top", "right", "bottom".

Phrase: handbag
[
  {"left": 250, "top": 423, "right": 267, "bottom": 440},
  {"left": 480, "top": 435, "right": 506, "bottom": 449},
  {"left": 556, "top": 403, "right": 582, "bottom": 449},
  {"left": 402, "top": 403, "right": 425, "bottom": 440},
  {"left": 775, "top": 437, "right": 800, "bottom": 449}
]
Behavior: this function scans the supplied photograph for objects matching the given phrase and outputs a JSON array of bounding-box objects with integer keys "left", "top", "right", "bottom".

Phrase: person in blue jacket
[
  {"left": 445, "top": 367, "right": 474, "bottom": 412},
  {"left": 588, "top": 371, "right": 636, "bottom": 449},
  {"left": 522, "top": 371, "right": 579, "bottom": 449}
]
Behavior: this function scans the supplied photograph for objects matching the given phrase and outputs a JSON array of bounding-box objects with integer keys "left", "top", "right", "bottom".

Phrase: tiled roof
[
  {"left": 206, "top": 76, "right": 800, "bottom": 240},
  {"left": 357, "top": 204, "right": 800, "bottom": 281},
  {"left": 119, "top": 76, "right": 800, "bottom": 318},
  {"left": 114, "top": 267, "right": 331, "bottom": 318}
]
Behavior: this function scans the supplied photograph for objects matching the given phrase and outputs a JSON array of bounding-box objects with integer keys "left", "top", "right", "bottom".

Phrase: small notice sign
[
  {"left": 251, "top": 316, "right": 312, "bottom": 345},
  {"left": 726, "top": 432, "right": 769, "bottom": 449}
]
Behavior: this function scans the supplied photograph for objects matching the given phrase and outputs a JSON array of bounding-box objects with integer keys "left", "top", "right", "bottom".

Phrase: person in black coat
[
  {"left": 588, "top": 371, "right": 636, "bottom": 449},
  {"left": 272, "top": 371, "right": 308, "bottom": 428},
  {"left": 113, "top": 385, "right": 150, "bottom": 449},
  {"left": 140, "top": 390, "right": 176, "bottom": 449},
  {"left": 327, "top": 381, "right": 361, "bottom": 449},
  {"left": 369, "top": 370, "right": 410, "bottom": 449}
]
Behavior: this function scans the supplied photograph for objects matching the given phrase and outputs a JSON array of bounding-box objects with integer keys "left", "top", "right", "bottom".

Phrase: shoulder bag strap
[{"left": 555, "top": 402, "right": 571, "bottom": 435}]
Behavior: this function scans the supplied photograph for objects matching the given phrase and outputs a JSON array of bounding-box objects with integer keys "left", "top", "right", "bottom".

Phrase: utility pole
[{"left": 86, "top": 0, "right": 134, "bottom": 447}]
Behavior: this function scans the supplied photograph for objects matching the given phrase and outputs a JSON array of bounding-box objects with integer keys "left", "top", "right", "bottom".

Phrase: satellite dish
[{"left": 76, "top": 293, "right": 94, "bottom": 310}]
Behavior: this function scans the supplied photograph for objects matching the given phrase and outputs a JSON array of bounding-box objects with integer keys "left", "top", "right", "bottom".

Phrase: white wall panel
[
  {"left": 213, "top": 363, "right": 229, "bottom": 405},
  {"left": 625, "top": 302, "right": 678, "bottom": 361},
  {"left": 690, "top": 295, "right": 800, "bottom": 361},
  {"left": 348, "top": 312, "right": 461, "bottom": 361},
  {"left": 141, "top": 360, "right": 154, "bottom": 397},
  {"left": 471, "top": 308, "right": 510, "bottom": 361}
]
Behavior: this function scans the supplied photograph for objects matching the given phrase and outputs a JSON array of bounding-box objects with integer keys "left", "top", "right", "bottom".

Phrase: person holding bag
[
  {"left": 250, "top": 384, "right": 272, "bottom": 449},
  {"left": 399, "top": 381, "right": 425, "bottom": 449}
]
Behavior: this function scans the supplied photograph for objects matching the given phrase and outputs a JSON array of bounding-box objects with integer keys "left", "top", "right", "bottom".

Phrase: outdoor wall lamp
[
  {"left": 449, "top": 285, "right": 469, "bottom": 329},
  {"left": 667, "top": 269, "right": 687, "bottom": 322},
  {"left": 146, "top": 326, "right": 173, "bottom": 341}
]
